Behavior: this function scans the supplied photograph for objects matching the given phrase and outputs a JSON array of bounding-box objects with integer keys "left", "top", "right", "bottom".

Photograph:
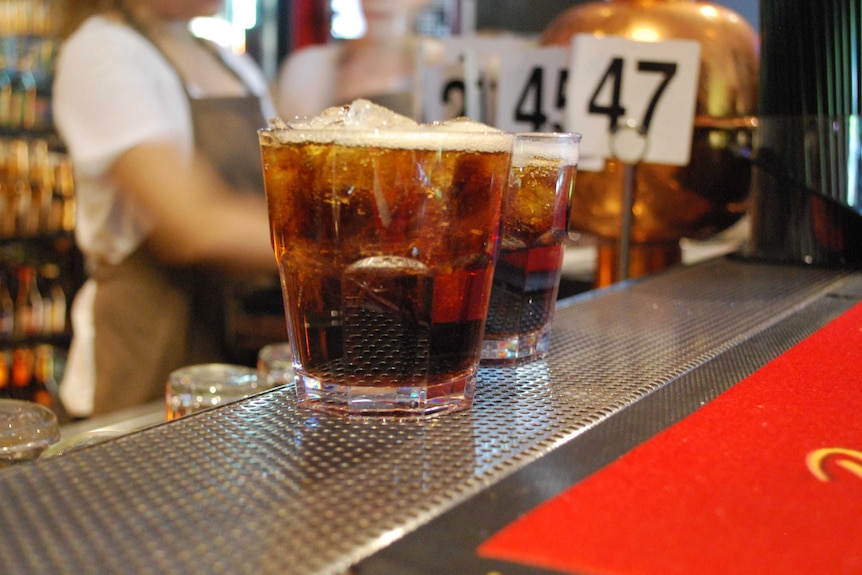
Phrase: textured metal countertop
[{"left": 0, "top": 256, "right": 858, "bottom": 575}]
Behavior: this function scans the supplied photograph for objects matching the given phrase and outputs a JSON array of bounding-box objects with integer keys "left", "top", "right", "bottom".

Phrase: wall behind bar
[{"left": 475, "top": 0, "right": 759, "bottom": 35}]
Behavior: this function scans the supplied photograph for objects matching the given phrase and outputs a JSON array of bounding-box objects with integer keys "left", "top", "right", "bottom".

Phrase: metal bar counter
[{"left": 1, "top": 256, "right": 859, "bottom": 575}]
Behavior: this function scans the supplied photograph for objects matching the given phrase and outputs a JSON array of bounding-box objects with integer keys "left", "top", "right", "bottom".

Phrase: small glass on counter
[
  {"left": 481, "top": 132, "right": 581, "bottom": 365},
  {"left": 0, "top": 398, "right": 59, "bottom": 467},
  {"left": 257, "top": 342, "right": 295, "bottom": 388},
  {"left": 166, "top": 364, "right": 273, "bottom": 420}
]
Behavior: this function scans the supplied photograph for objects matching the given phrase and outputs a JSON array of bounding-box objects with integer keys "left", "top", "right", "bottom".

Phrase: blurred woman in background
[
  {"left": 276, "top": 0, "right": 437, "bottom": 119},
  {"left": 54, "top": 0, "right": 277, "bottom": 417}
]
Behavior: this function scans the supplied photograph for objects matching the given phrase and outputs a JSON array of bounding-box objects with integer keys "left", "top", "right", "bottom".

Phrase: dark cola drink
[
  {"left": 260, "top": 101, "right": 512, "bottom": 416},
  {"left": 481, "top": 133, "right": 580, "bottom": 365}
]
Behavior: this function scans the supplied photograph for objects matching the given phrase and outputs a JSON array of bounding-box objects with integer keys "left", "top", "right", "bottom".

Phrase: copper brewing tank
[{"left": 541, "top": 0, "right": 759, "bottom": 286}]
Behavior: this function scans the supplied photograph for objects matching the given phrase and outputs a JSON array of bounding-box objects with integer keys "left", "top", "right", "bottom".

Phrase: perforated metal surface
[
  {"left": 0, "top": 258, "right": 855, "bottom": 575},
  {"left": 358, "top": 279, "right": 860, "bottom": 574}
]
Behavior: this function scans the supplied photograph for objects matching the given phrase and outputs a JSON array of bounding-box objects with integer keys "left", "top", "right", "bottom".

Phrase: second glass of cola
[{"left": 481, "top": 132, "right": 581, "bottom": 365}]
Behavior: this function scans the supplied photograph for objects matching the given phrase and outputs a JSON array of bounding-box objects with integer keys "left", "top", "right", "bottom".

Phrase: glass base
[
  {"left": 480, "top": 327, "right": 551, "bottom": 366},
  {"left": 295, "top": 369, "right": 476, "bottom": 418}
]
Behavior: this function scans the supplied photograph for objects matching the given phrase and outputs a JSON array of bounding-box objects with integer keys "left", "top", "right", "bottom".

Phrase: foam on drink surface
[
  {"left": 511, "top": 134, "right": 581, "bottom": 168},
  {"left": 263, "top": 99, "right": 511, "bottom": 152}
]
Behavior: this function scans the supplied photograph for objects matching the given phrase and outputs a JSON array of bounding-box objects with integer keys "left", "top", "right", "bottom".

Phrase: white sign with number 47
[{"left": 567, "top": 33, "right": 701, "bottom": 169}]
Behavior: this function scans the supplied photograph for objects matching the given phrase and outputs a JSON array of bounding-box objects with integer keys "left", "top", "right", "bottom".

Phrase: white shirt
[{"left": 53, "top": 16, "right": 274, "bottom": 417}]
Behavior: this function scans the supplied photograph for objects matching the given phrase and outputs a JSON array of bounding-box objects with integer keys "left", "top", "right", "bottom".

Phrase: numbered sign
[
  {"left": 495, "top": 45, "right": 569, "bottom": 134},
  {"left": 420, "top": 60, "right": 468, "bottom": 123},
  {"left": 418, "top": 36, "right": 531, "bottom": 124},
  {"left": 567, "top": 34, "right": 701, "bottom": 167}
]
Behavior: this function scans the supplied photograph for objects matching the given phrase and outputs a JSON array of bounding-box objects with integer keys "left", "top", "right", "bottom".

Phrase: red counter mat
[{"left": 479, "top": 302, "right": 862, "bottom": 575}]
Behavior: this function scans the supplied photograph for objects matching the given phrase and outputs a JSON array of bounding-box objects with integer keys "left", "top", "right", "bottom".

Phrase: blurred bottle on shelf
[
  {"left": 30, "top": 343, "right": 57, "bottom": 409},
  {"left": 39, "top": 262, "right": 65, "bottom": 336},
  {"left": 0, "top": 253, "right": 73, "bottom": 342},
  {"left": 0, "top": 140, "right": 16, "bottom": 236},
  {"left": 0, "top": 1, "right": 75, "bottom": 419},
  {"left": 1, "top": 0, "right": 59, "bottom": 36},
  {"left": 55, "top": 154, "right": 74, "bottom": 233},
  {"left": 0, "top": 0, "right": 59, "bottom": 132},
  {"left": 0, "top": 339, "right": 64, "bottom": 410},
  {"left": 13, "top": 263, "right": 42, "bottom": 340},
  {"left": 0, "top": 53, "right": 12, "bottom": 128},
  {"left": 0, "top": 348, "right": 9, "bottom": 398},
  {"left": 0, "top": 136, "right": 75, "bottom": 239},
  {"left": 0, "top": 257, "right": 66, "bottom": 409},
  {"left": 29, "top": 138, "right": 52, "bottom": 233},
  {"left": 10, "top": 54, "right": 36, "bottom": 130},
  {"left": 0, "top": 270, "right": 13, "bottom": 341},
  {"left": 10, "top": 138, "right": 33, "bottom": 236},
  {"left": 0, "top": 0, "right": 71, "bottom": 240},
  {"left": 9, "top": 345, "right": 33, "bottom": 400}
]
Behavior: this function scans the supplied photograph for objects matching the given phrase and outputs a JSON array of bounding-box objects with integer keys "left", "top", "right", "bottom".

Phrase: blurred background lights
[
  {"left": 331, "top": 0, "right": 366, "bottom": 39},
  {"left": 191, "top": 0, "right": 259, "bottom": 53}
]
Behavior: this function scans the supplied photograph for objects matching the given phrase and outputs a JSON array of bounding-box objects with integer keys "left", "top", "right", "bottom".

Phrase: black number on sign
[
  {"left": 552, "top": 68, "right": 568, "bottom": 132},
  {"left": 443, "top": 79, "right": 466, "bottom": 117},
  {"left": 514, "top": 67, "right": 548, "bottom": 131},
  {"left": 588, "top": 57, "right": 626, "bottom": 133},
  {"left": 636, "top": 60, "right": 677, "bottom": 134},
  {"left": 587, "top": 57, "right": 678, "bottom": 135}
]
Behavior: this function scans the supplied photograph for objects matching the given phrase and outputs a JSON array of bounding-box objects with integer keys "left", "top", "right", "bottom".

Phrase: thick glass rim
[{"left": 259, "top": 126, "right": 514, "bottom": 152}]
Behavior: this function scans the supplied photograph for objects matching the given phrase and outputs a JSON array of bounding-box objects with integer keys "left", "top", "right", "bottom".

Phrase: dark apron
[{"left": 90, "top": 36, "right": 268, "bottom": 415}]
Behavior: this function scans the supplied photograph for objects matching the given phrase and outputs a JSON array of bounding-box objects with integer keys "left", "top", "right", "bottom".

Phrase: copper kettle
[{"left": 541, "top": 0, "right": 759, "bottom": 286}]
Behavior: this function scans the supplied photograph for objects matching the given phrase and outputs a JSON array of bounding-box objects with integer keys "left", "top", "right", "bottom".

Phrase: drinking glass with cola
[
  {"left": 481, "top": 132, "right": 581, "bottom": 365},
  {"left": 259, "top": 100, "right": 512, "bottom": 416}
]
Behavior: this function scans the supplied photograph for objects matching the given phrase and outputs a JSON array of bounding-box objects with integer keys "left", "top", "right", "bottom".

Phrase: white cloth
[{"left": 53, "top": 16, "right": 274, "bottom": 417}]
